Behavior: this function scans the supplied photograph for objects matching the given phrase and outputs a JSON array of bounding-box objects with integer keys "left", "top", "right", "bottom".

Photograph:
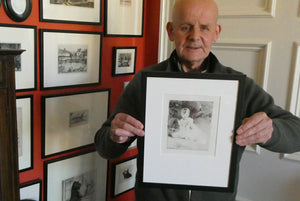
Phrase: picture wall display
[
  {"left": 3, "top": 0, "right": 32, "bottom": 22},
  {"left": 105, "top": 0, "right": 144, "bottom": 36},
  {"left": 112, "top": 46, "right": 137, "bottom": 76},
  {"left": 0, "top": 23, "right": 37, "bottom": 92},
  {"left": 16, "top": 95, "right": 33, "bottom": 172},
  {"left": 39, "top": 0, "right": 102, "bottom": 25},
  {"left": 112, "top": 156, "right": 137, "bottom": 197},
  {"left": 41, "top": 89, "right": 110, "bottom": 158},
  {"left": 44, "top": 150, "right": 108, "bottom": 201},
  {"left": 40, "top": 29, "right": 102, "bottom": 90},
  {"left": 142, "top": 72, "right": 245, "bottom": 192},
  {"left": 20, "top": 179, "right": 42, "bottom": 201}
]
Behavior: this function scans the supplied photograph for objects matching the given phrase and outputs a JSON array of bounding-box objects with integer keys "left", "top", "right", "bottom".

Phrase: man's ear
[
  {"left": 213, "top": 24, "right": 222, "bottom": 42},
  {"left": 166, "top": 22, "right": 175, "bottom": 41}
]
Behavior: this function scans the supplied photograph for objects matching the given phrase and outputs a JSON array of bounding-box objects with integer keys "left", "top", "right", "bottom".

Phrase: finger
[
  {"left": 236, "top": 112, "right": 268, "bottom": 135},
  {"left": 236, "top": 126, "right": 273, "bottom": 146},
  {"left": 117, "top": 113, "right": 144, "bottom": 130},
  {"left": 110, "top": 131, "right": 131, "bottom": 143}
]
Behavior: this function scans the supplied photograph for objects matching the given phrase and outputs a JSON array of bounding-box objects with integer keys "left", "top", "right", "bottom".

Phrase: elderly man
[{"left": 95, "top": 0, "right": 300, "bottom": 200}]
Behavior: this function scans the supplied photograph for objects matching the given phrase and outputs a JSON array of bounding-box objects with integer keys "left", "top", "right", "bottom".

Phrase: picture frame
[
  {"left": 0, "top": 23, "right": 37, "bottom": 92},
  {"left": 3, "top": 0, "right": 32, "bottom": 22},
  {"left": 105, "top": 0, "right": 144, "bottom": 37},
  {"left": 41, "top": 89, "right": 110, "bottom": 158},
  {"left": 40, "top": 29, "right": 102, "bottom": 90},
  {"left": 112, "top": 156, "right": 137, "bottom": 197},
  {"left": 20, "top": 179, "right": 42, "bottom": 201},
  {"left": 141, "top": 72, "right": 245, "bottom": 191},
  {"left": 39, "top": 0, "right": 102, "bottom": 25},
  {"left": 16, "top": 95, "right": 33, "bottom": 172},
  {"left": 44, "top": 150, "right": 108, "bottom": 201},
  {"left": 112, "top": 47, "right": 137, "bottom": 76}
]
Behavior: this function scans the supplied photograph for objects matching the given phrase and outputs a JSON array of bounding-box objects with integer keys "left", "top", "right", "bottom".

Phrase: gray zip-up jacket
[{"left": 95, "top": 51, "right": 300, "bottom": 201}]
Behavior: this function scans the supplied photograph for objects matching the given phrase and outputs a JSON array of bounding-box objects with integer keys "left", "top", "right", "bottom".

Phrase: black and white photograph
[
  {"left": 20, "top": 179, "right": 42, "bottom": 201},
  {"left": 50, "top": 0, "right": 95, "bottom": 8},
  {"left": 0, "top": 43, "right": 21, "bottom": 71},
  {"left": 40, "top": 0, "right": 101, "bottom": 24},
  {"left": 40, "top": 29, "right": 102, "bottom": 89},
  {"left": 62, "top": 170, "right": 96, "bottom": 201},
  {"left": 0, "top": 24, "right": 37, "bottom": 91},
  {"left": 42, "top": 89, "right": 110, "bottom": 158},
  {"left": 105, "top": 0, "right": 144, "bottom": 36},
  {"left": 58, "top": 44, "right": 88, "bottom": 73},
  {"left": 44, "top": 151, "right": 107, "bottom": 201},
  {"left": 166, "top": 99, "right": 215, "bottom": 152},
  {"left": 113, "top": 156, "right": 137, "bottom": 197},
  {"left": 142, "top": 72, "right": 245, "bottom": 191},
  {"left": 16, "top": 95, "right": 33, "bottom": 172},
  {"left": 112, "top": 47, "right": 136, "bottom": 76},
  {"left": 69, "top": 109, "right": 89, "bottom": 127}
]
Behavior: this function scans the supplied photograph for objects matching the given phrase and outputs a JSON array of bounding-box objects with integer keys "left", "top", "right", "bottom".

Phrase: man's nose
[{"left": 188, "top": 27, "right": 202, "bottom": 41}]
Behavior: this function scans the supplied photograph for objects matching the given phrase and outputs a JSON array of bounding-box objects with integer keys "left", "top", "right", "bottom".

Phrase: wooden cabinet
[{"left": 0, "top": 50, "right": 24, "bottom": 201}]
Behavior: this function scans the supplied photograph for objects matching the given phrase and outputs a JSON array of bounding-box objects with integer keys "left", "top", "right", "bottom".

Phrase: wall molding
[
  {"left": 217, "top": 0, "right": 276, "bottom": 18},
  {"left": 212, "top": 40, "right": 272, "bottom": 90}
]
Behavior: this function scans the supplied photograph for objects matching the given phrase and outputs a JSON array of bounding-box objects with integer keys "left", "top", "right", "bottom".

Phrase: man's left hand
[{"left": 236, "top": 112, "right": 273, "bottom": 146}]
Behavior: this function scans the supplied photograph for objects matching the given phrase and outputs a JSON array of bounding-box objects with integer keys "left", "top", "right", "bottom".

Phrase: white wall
[{"left": 159, "top": 0, "right": 300, "bottom": 200}]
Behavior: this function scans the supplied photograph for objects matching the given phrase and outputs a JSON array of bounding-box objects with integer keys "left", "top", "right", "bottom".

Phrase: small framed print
[
  {"left": 39, "top": 0, "right": 101, "bottom": 25},
  {"left": 44, "top": 150, "right": 108, "bottom": 201},
  {"left": 40, "top": 29, "right": 102, "bottom": 90},
  {"left": 17, "top": 95, "right": 33, "bottom": 172},
  {"left": 112, "top": 47, "right": 136, "bottom": 76},
  {"left": 41, "top": 89, "right": 110, "bottom": 158},
  {"left": 3, "top": 0, "right": 32, "bottom": 22},
  {"left": 112, "top": 156, "right": 137, "bottom": 197},
  {"left": 0, "top": 24, "right": 37, "bottom": 91},
  {"left": 105, "top": 0, "right": 144, "bottom": 37},
  {"left": 141, "top": 72, "right": 245, "bottom": 191},
  {"left": 20, "top": 179, "right": 42, "bottom": 201}
]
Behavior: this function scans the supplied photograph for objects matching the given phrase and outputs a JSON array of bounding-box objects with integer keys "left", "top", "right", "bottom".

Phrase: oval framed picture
[{"left": 3, "top": 0, "right": 32, "bottom": 22}]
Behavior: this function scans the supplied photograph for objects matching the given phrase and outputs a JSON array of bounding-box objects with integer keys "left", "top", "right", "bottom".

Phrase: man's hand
[
  {"left": 236, "top": 112, "right": 273, "bottom": 146},
  {"left": 110, "top": 113, "right": 145, "bottom": 143}
]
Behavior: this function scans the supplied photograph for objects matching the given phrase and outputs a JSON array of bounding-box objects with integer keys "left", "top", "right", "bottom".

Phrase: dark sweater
[{"left": 95, "top": 51, "right": 300, "bottom": 201}]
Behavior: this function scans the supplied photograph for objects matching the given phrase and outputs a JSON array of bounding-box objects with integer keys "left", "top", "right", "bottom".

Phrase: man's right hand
[{"left": 110, "top": 113, "right": 145, "bottom": 143}]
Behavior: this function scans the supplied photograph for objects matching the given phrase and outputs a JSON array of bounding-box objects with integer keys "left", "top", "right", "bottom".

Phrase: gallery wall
[{"left": 0, "top": 0, "right": 160, "bottom": 200}]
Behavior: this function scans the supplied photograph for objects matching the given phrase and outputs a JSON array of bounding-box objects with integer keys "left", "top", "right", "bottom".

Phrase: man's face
[{"left": 167, "top": 0, "right": 221, "bottom": 71}]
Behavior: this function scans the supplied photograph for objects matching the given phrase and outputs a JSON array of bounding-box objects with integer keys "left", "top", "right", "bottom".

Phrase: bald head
[{"left": 172, "top": 0, "right": 219, "bottom": 24}]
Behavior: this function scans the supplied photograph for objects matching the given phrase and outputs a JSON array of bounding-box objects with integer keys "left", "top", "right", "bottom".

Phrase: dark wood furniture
[{"left": 0, "top": 50, "right": 24, "bottom": 201}]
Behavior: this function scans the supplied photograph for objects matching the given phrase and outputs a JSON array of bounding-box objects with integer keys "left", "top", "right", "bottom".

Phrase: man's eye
[
  {"left": 200, "top": 26, "right": 209, "bottom": 31},
  {"left": 180, "top": 26, "right": 191, "bottom": 32}
]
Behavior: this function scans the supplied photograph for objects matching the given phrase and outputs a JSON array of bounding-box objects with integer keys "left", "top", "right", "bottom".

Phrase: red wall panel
[{"left": 0, "top": 0, "right": 160, "bottom": 200}]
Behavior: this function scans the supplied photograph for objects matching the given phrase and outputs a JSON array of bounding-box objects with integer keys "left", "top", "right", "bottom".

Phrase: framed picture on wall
[
  {"left": 105, "top": 0, "right": 144, "bottom": 37},
  {"left": 0, "top": 23, "right": 37, "bottom": 92},
  {"left": 40, "top": 29, "right": 102, "bottom": 90},
  {"left": 39, "top": 0, "right": 102, "bottom": 25},
  {"left": 16, "top": 95, "right": 33, "bottom": 172},
  {"left": 3, "top": 0, "right": 32, "bottom": 22},
  {"left": 41, "top": 89, "right": 110, "bottom": 158},
  {"left": 44, "top": 150, "right": 108, "bottom": 201},
  {"left": 112, "top": 156, "right": 137, "bottom": 197},
  {"left": 112, "top": 47, "right": 137, "bottom": 76},
  {"left": 141, "top": 72, "right": 245, "bottom": 191},
  {"left": 20, "top": 179, "right": 42, "bottom": 201}
]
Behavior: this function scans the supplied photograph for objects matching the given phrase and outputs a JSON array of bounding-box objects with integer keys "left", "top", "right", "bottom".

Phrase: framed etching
[
  {"left": 40, "top": 29, "right": 102, "bottom": 90},
  {"left": 0, "top": 24, "right": 37, "bottom": 91},
  {"left": 41, "top": 89, "right": 110, "bottom": 158},
  {"left": 16, "top": 95, "right": 33, "bottom": 172},
  {"left": 112, "top": 47, "right": 137, "bottom": 76},
  {"left": 3, "top": 0, "right": 32, "bottom": 22},
  {"left": 105, "top": 0, "right": 144, "bottom": 36},
  {"left": 20, "top": 179, "right": 42, "bottom": 201},
  {"left": 112, "top": 156, "right": 137, "bottom": 197},
  {"left": 44, "top": 151, "right": 108, "bottom": 201},
  {"left": 141, "top": 72, "right": 245, "bottom": 191},
  {"left": 39, "top": 0, "right": 101, "bottom": 25}
]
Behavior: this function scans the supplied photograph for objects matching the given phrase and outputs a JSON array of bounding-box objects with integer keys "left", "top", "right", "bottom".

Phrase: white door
[{"left": 158, "top": 1, "right": 300, "bottom": 200}]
